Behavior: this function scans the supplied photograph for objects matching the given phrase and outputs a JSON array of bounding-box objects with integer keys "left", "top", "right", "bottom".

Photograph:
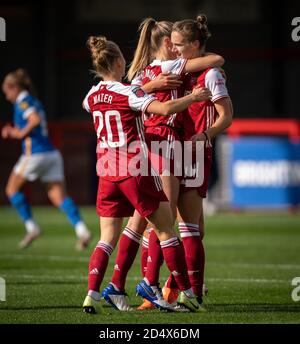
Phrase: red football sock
[
  {"left": 140, "top": 235, "right": 149, "bottom": 277},
  {"left": 111, "top": 227, "right": 141, "bottom": 291},
  {"left": 179, "top": 222, "right": 205, "bottom": 297},
  {"left": 88, "top": 241, "right": 114, "bottom": 292},
  {"left": 160, "top": 236, "right": 191, "bottom": 291},
  {"left": 164, "top": 274, "right": 178, "bottom": 289},
  {"left": 144, "top": 229, "right": 164, "bottom": 286}
]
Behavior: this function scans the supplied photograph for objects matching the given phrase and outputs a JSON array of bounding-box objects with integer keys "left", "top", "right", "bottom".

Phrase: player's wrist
[
  {"left": 149, "top": 80, "right": 158, "bottom": 92},
  {"left": 191, "top": 93, "right": 199, "bottom": 102}
]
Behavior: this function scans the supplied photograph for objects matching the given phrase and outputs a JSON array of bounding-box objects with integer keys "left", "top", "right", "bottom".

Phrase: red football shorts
[
  {"left": 96, "top": 175, "right": 168, "bottom": 218},
  {"left": 180, "top": 147, "right": 212, "bottom": 198},
  {"left": 144, "top": 125, "right": 182, "bottom": 179}
]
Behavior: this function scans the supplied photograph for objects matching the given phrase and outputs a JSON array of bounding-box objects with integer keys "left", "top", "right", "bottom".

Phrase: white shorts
[{"left": 13, "top": 150, "right": 65, "bottom": 182}]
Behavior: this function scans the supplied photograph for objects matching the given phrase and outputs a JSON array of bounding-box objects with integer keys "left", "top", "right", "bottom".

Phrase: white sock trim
[
  {"left": 178, "top": 222, "right": 199, "bottom": 229},
  {"left": 88, "top": 290, "right": 101, "bottom": 301},
  {"left": 179, "top": 222, "right": 200, "bottom": 238},
  {"left": 75, "top": 221, "right": 90, "bottom": 238},
  {"left": 143, "top": 277, "right": 150, "bottom": 286},
  {"left": 96, "top": 241, "right": 114, "bottom": 256},
  {"left": 25, "top": 219, "right": 41, "bottom": 234},
  {"left": 160, "top": 236, "right": 179, "bottom": 248},
  {"left": 180, "top": 232, "right": 200, "bottom": 238},
  {"left": 142, "top": 236, "right": 149, "bottom": 248},
  {"left": 123, "top": 227, "right": 142, "bottom": 244}
]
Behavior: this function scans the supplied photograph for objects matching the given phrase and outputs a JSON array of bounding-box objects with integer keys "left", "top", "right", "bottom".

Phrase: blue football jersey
[{"left": 14, "top": 91, "right": 54, "bottom": 154}]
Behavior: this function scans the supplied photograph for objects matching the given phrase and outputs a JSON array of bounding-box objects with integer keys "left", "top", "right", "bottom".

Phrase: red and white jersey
[
  {"left": 183, "top": 67, "right": 229, "bottom": 140},
  {"left": 83, "top": 81, "right": 156, "bottom": 181},
  {"left": 132, "top": 58, "right": 187, "bottom": 129}
]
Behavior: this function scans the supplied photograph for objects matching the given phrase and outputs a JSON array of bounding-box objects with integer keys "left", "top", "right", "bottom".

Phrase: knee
[
  {"left": 50, "top": 196, "right": 62, "bottom": 208},
  {"left": 127, "top": 218, "right": 148, "bottom": 234},
  {"left": 5, "top": 184, "right": 15, "bottom": 198},
  {"left": 48, "top": 191, "right": 65, "bottom": 208}
]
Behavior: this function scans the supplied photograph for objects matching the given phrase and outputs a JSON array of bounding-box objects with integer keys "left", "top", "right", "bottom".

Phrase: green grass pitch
[{"left": 0, "top": 206, "right": 299, "bottom": 324}]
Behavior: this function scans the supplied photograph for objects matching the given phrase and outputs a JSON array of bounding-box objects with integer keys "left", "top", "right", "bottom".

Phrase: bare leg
[
  {"left": 146, "top": 201, "right": 175, "bottom": 242},
  {"left": 45, "top": 181, "right": 66, "bottom": 207},
  {"left": 177, "top": 189, "right": 202, "bottom": 224},
  {"left": 126, "top": 210, "right": 148, "bottom": 234},
  {"left": 46, "top": 181, "right": 91, "bottom": 250},
  {"left": 6, "top": 171, "right": 41, "bottom": 248},
  {"left": 160, "top": 174, "right": 180, "bottom": 223},
  {"left": 6, "top": 171, "right": 27, "bottom": 197}
]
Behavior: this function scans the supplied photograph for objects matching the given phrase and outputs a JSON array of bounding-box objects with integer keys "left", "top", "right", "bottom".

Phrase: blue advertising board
[{"left": 229, "top": 137, "right": 300, "bottom": 208}]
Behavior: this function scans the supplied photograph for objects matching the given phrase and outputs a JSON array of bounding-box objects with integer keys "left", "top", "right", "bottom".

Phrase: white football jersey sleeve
[
  {"left": 161, "top": 58, "right": 187, "bottom": 75},
  {"left": 205, "top": 68, "right": 229, "bottom": 102},
  {"left": 128, "top": 86, "right": 156, "bottom": 112}
]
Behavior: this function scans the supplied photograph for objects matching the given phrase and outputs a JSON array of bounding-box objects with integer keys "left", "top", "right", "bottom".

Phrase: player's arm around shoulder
[
  {"left": 141, "top": 73, "right": 182, "bottom": 93},
  {"left": 146, "top": 86, "right": 211, "bottom": 116},
  {"left": 184, "top": 54, "right": 225, "bottom": 74}
]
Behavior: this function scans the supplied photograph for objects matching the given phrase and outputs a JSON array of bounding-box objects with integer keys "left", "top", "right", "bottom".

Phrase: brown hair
[
  {"left": 127, "top": 18, "right": 173, "bottom": 81},
  {"left": 4, "top": 68, "right": 36, "bottom": 95},
  {"left": 86, "top": 35, "right": 122, "bottom": 77},
  {"left": 172, "top": 14, "right": 211, "bottom": 49}
]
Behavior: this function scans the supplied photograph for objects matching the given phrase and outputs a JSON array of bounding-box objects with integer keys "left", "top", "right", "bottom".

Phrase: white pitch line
[
  {"left": 1, "top": 253, "right": 299, "bottom": 270},
  {"left": 208, "top": 262, "right": 300, "bottom": 270},
  {"left": 0, "top": 253, "right": 89, "bottom": 263},
  {"left": 0, "top": 274, "right": 291, "bottom": 285},
  {"left": 206, "top": 277, "right": 289, "bottom": 284}
]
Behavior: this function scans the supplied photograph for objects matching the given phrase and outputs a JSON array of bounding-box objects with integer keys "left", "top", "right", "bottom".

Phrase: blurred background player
[
  {"left": 81, "top": 35, "right": 212, "bottom": 313},
  {"left": 1, "top": 68, "right": 92, "bottom": 250},
  {"left": 162, "top": 14, "right": 233, "bottom": 307}
]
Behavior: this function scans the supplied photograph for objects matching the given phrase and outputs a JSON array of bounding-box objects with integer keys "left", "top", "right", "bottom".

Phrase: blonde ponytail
[
  {"left": 127, "top": 18, "right": 173, "bottom": 81},
  {"left": 127, "top": 18, "right": 156, "bottom": 81}
]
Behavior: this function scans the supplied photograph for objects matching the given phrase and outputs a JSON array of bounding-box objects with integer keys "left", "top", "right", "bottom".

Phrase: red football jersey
[
  {"left": 83, "top": 81, "right": 156, "bottom": 181},
  {"left": 132, "top": 58, "right": 187, "bottom": 128},
  {"left": 183, "top": 67, "right": 229, "bottom": 141}
]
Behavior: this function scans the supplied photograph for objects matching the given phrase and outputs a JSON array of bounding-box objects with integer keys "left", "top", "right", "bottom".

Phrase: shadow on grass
[
  {"left": 1, "top": 303, "right": 299, "bottom": 314},
  {"left": 6, "top": 281, "right": 86, "bottom": 286},
  {"left": 0, "top": 305, "right": 80, "bottom": 311},
  {"left": 205, "top": 303, "right": 300, "bottom": 313}
]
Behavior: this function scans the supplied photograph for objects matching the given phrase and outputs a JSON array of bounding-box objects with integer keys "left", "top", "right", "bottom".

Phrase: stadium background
[{"left": 0, "top": 0, "right": 300, "bottom": 207}]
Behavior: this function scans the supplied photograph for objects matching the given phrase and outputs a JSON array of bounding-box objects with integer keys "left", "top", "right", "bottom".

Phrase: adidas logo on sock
[
  {"left": 147, "top": 256, "right": 152, "bottom": 263},
  {"left": 89, "top": 268, "right": 99, "bottom": 275},
  {"left": 114, "top": 264, "right": 120, "bottom": 271}
]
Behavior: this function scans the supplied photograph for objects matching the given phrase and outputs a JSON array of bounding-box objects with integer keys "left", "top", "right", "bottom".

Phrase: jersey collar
[
  {"left": 16, "top": 90, "right": 29, "bottom": 104},
  {"left": 150, "top": 59, "right": 163, "bottom": 66}
]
